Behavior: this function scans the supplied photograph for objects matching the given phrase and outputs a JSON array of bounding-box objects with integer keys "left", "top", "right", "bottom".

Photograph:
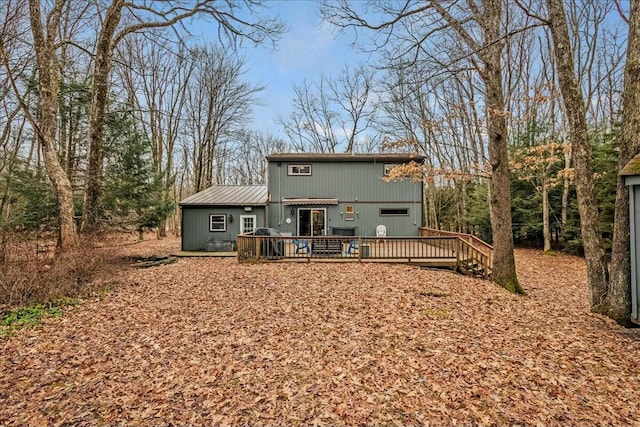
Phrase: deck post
[
  {"left": 483, "top": 254, "right": 489, "bottom": 279},
  {"left": 256, "top": 237, "right": 261, "bottom": 261},
  {"left": 455, "top": 238, "right": 461, "bottom": 271}
]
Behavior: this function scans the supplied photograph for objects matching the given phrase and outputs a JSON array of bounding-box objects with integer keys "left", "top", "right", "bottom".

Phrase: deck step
[{"left": 459, "top": 257, "right": 489, "bottom": 278}]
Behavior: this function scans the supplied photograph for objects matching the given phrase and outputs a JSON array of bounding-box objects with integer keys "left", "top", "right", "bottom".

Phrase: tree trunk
[
  {"left": 604, "top": 0, "right": 640, "bottom": 325},
  {"left": 82, "top": 0, "right": 124, "bottom": 232},
  {"left": 29, "top": 0, "right": 78, "bottom": 250},
  {"left": 543, "top": 183, "right": 551, "bottom": 252},
  {"left": 546, "top": 0, "right": 609, "bottom": 310},
  {"left": 427, "top": 179, "right": 438, "bottom": 229},
  {"left": 482, "top": 0, "right": 523, "bottom": 294},
  {"left": 561, "top": 146, "right": 571, "bottom": 231},
  {"left": 429, "top": 0, "right": 521, "bottom": 291}
]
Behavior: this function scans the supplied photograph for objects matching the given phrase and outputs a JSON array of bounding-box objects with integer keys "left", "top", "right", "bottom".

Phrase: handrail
[
  {"left": 419, "top": 227, "right": 493, "bottom": 254},
  {"left": 457, "top": 238, "right": 492, "bottom": 278},
  {"left": 418, "top": 227, "right": 493, "bottom": 277},
  {"left": 461, "top": 239, "right": 490, "bottom": 257}
]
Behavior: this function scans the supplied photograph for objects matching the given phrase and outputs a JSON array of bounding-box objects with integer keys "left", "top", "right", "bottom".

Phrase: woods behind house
[{"left": 0, "top": 1, "right": 638, "bottom": 324}]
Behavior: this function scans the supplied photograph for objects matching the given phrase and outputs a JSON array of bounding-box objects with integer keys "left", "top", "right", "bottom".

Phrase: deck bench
[{"left": 311, "top": 238, "right": 343, "bottom": 255}]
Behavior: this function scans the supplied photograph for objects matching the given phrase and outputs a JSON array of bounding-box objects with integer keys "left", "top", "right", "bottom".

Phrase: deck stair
[
  {"left": 459, "top": 258, "right": 485, "bottom": 277},
  {"left": 419, "top": 227, "right": 493, "bottom": 279}
]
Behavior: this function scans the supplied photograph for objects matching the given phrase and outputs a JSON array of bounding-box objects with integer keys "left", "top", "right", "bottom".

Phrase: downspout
[
  {"left": 279, "top": 163, "right": 284, "bottom": 225},
  {"left": 265, "top": 165, "right": 270, "bottom": 229},
  {"left": 414, "top": 180, "right": 419, "bottom": 227}
]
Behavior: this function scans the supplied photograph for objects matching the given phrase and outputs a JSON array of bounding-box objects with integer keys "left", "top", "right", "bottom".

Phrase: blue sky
[{"left": 229, "top": 1, "right": 371, "bottom": 136}]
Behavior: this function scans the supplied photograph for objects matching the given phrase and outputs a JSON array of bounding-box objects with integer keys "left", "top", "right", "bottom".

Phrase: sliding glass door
[{"left": 297, "top": 208, "right": 326, "bottom": 236}]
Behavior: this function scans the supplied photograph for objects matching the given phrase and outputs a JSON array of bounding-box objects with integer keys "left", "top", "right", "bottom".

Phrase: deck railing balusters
[{"left": 236, "top": 233, "right": 492, "bottom": 278}]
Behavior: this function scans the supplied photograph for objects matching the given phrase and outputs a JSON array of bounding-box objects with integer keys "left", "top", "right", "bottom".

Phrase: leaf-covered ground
[{"left": 1, "top": 238, "right": 639, "bottom": 426}]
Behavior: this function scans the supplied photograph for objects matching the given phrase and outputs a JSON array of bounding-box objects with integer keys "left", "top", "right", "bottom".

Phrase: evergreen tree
[
  {"left": 101, "top": 110, "right": 173, "bottom": 239},
  {"left": 0, "top": 165, "right": 58, "bottom": 232}
]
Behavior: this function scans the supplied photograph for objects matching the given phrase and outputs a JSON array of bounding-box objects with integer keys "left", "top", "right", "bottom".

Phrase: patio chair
[
  {"left": 347, "top": 240, "right": 359, "bottom": 255},
  {"left": 376, "top": 224, "right": 387, "bottom": 243},
  {"left": 293, "top": 238, "right": 310, "bottom": 254}
]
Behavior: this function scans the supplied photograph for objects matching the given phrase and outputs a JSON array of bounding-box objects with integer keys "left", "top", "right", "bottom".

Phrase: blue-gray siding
[
  {"left": 181, "top": 206, "right": 266, "bottom": 251},
  {"left": 268, "top": 160, "right": 422, "bottom": 236},
  {"left": 630, "top": 183, "right": 640, "bottom": 323}
]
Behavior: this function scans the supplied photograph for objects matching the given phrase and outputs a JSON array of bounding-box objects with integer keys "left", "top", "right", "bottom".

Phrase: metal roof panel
[{"left": 179, "top": 185, "right": 268, "bottom": 206}]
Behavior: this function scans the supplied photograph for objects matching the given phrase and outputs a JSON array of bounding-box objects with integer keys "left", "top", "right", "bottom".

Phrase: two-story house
[{"left": 179, "top": 153, "right": 424, "bottom": 251}]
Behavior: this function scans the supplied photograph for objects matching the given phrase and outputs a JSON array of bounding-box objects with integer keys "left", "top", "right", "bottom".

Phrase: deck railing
[
  {"left": 419, "top": 227, "right": 493, "bottom": 278},
  {"left": 238, "top": 234, "right": 458, "bottom": 261},
  {"left": 237, "top": 232, "right": 493, "bottom": 278}
]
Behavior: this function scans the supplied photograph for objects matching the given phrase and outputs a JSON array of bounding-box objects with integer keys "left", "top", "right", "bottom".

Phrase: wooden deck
[
  {"left": 237, "top": 230, "right": 493, "bottom": 278},
  {"left": 174, "top": 251, "right": 236, "bottom": 257}
]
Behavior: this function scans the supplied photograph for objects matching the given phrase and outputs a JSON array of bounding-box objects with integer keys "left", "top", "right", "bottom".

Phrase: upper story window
[
  {"left": 383, "top": 163, "right": 399, "bottom": 176},
  {"left": 288, "top": 164, "right": 311, "bottom": 176},
  {"left": 209, "top": 214, "right": 227, "bottom": 231}
]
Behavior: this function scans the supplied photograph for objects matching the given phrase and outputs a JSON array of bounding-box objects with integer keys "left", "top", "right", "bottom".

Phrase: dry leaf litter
[{"left": 1, "top": 237, "right": 639, "bottom": 426}]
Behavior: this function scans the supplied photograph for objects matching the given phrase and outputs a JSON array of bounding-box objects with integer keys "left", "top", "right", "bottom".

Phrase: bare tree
[
  {"left": 227, "top": 129, "right": 288, "bottom": 185},
  {"left": 435, "top": 0, "right": 523, "bottom": 292},
  {"left": 565, "top": 0, "right": 626, "bottom": 131},
  {"left": 545, "top": 0, "right": 611, "bottom": 311},
  {"left": 327, "top": 64, "right": 378, "bottom": 153},
  {"left": 0, "top": 0, "right": 31, "bottom": 205},
  {"left": 279, "top": 77, "right": 340, "bottom": 153},
  {"left": 606, "top": 0, "right": 639, "bottom": 324},
  {"left": 81, "top": 0, "right": 285, "bottom": 232},
  {"left": 182, "top": 46, "right": 262, "bottom": 192},
  {"left": 279, "top": 65, "right": 379, "bottom": 153},
  {"left": 116, "top": 36, "right": 196, "bottom": 236},
  {"left": 1, "top": 0, "right": 284, "bottom": 245},
  {"left": 1, "top": 0, "right": 80, "bottom": 249},
  {"left": 322, "top": 1, "right": 524, "bottom": 292}
]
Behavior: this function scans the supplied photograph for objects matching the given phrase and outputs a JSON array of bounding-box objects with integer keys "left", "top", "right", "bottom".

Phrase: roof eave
[
  {"left": 179, "top": 202, "right": 267, "bottom": 207},
  {"left": 266, "top": 153, "right": 425, "bottom": 162}
]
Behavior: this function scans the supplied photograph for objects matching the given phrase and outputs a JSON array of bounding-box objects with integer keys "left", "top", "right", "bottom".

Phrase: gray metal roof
[
  {"left": 266, "top": 152, "right": 425, "bottom": 163},
  {"left": 179, "top": 185, "right": 268, "bottom": 206}
]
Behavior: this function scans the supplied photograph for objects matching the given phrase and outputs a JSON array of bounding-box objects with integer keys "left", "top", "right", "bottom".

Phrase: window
[
  {"left": 240, "top": 215, "right": 256, "bottom": 234},
  {"left": 288, "top": 164, "right": 311, "bottom": 176},
  {"left": 380, "top": 208, "right": 409, "bottom": 216},
  {"left": 344, "top": 205, "right": 355, "bottom": 221},
  {"left": 209, "top": 214, "right": 226, "bottom": 231},
  {"left": 383, "top": 163, "right": 399, "bottom": 176}
]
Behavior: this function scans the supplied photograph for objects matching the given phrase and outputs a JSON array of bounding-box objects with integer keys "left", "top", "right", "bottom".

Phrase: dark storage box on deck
[{"left": 331, "top": 227, "right": 356, "bottom": 236}]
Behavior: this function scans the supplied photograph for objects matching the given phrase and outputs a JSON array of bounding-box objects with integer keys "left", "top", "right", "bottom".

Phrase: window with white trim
[
  {"left": 379, "top": 208, "right": 409, "bottom": 216},
  {"left": 383, "top": 163, "right": 399, "bottom": 176},
  {"left": 209, "top": 214, "right": 226, "bottom": 231},
  {"left": 240, "top": 215, "right": 257, "bottom": 234},
  {"left": 287, "top": 164, "right": 311, "bottom": 176},
  {"left": 345, "top": 205, "right": 355, "bottom": 221}
]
